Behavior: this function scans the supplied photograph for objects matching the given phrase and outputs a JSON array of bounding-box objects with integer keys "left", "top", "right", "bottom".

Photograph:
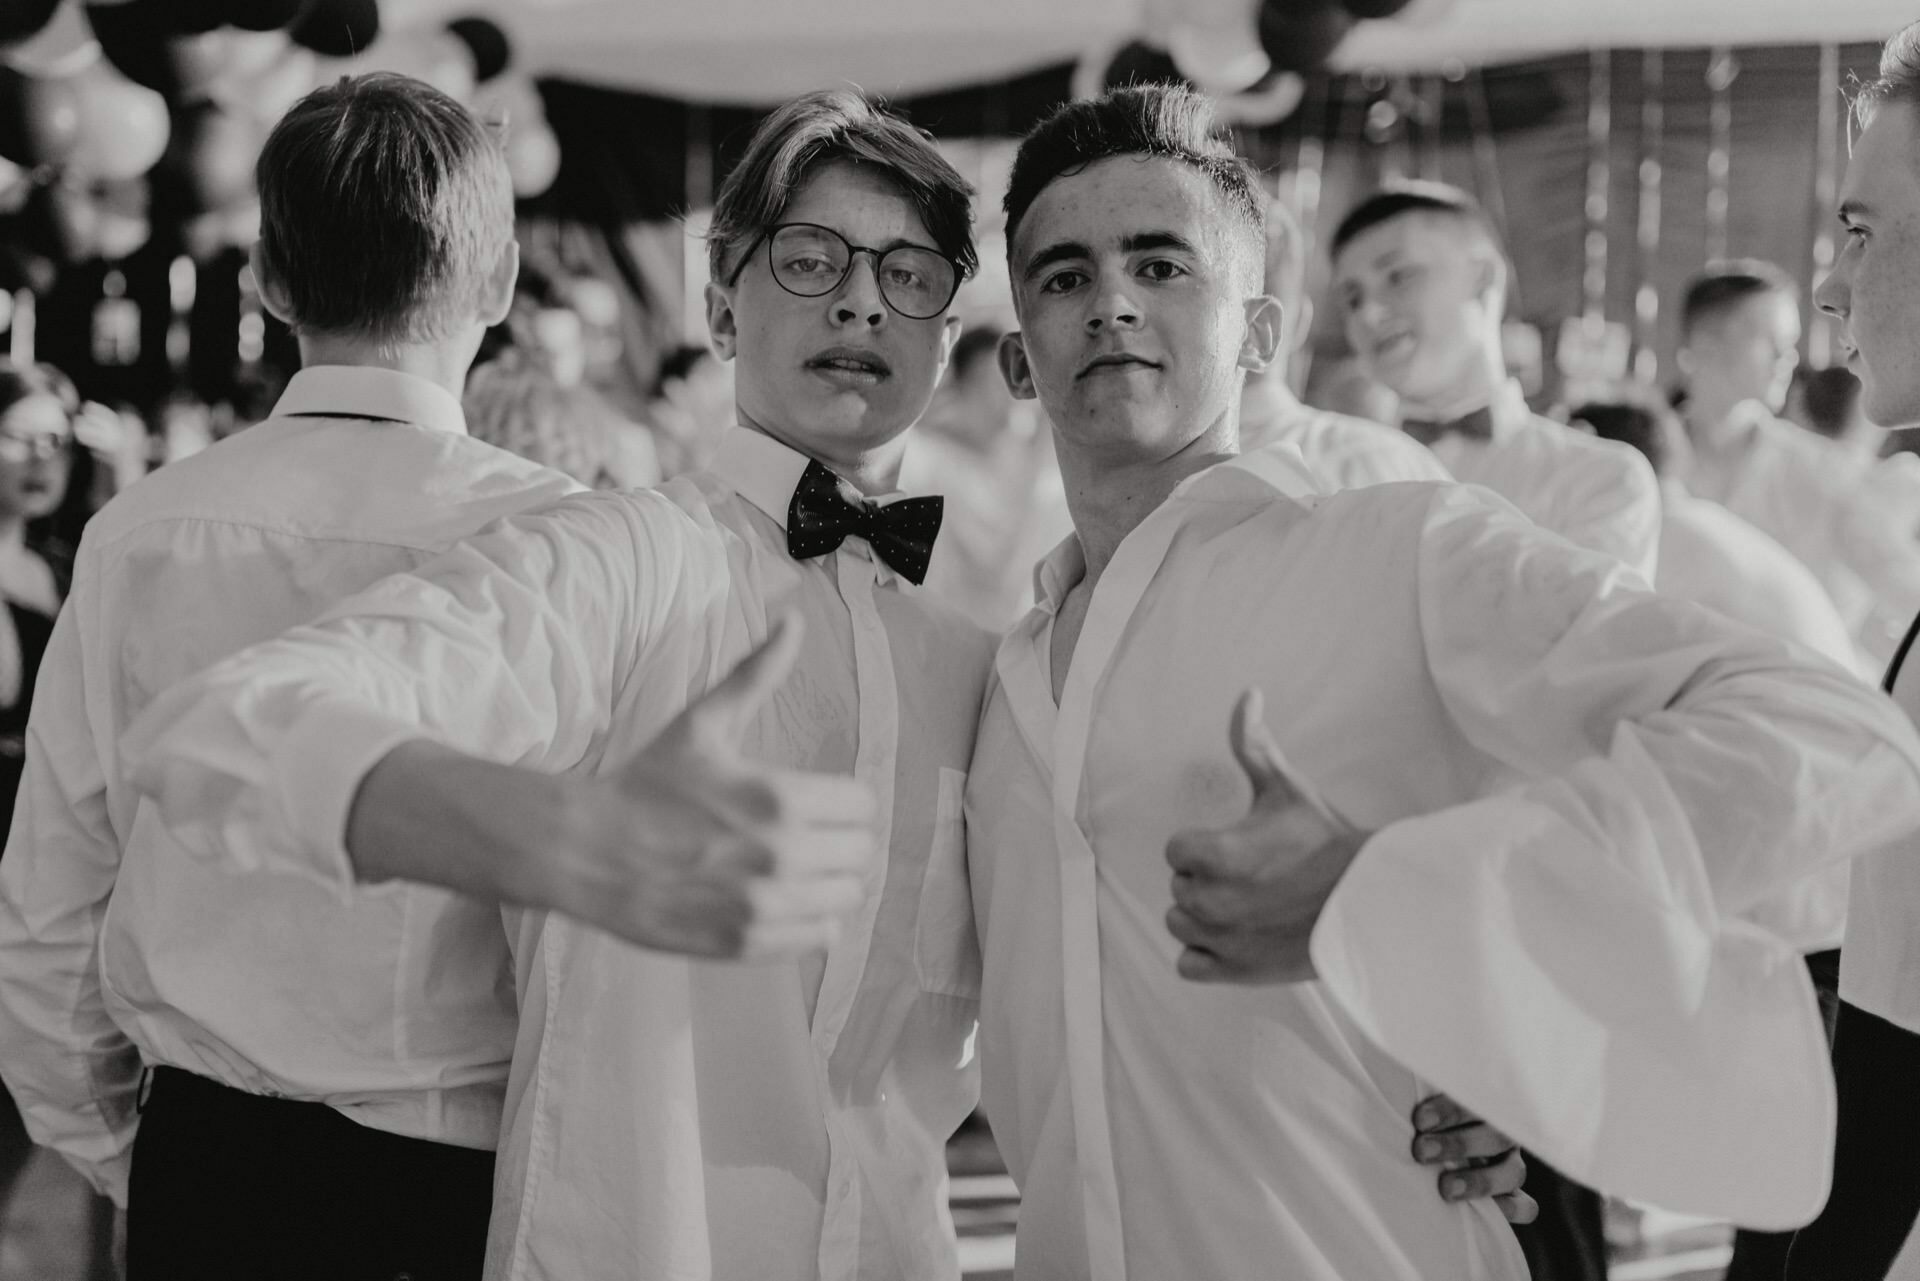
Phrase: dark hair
[
  {"left": 948, "top": 325, "right": 1003, "bottom": 379},
  {"left": 1574, "top": 399, "right": 1671, "bottom": 477},
  {"left": 1330, "top": 181, "right": 1498, "bottom": 258},
  {"left": 1003, "top": 84, "right": 1265, "bottom": 259},
  {"left": 1679, "top": 260, "right": 1797, "bottom": 339},
  {"left": 1798, "top": 365, "right": 1864, "bottom": 438},
  {"left": 708, "top": 89, "right": 977, "bottom": 286},
  {"left": 0, "top": 361, "right": 77, "bottom": 420},
  {"left": 255, "top": 72, "right": 514, "bottom": 344},
  {"left": 1857, "top": 21, "right": 1920, "bottom": 129},
  {"left": 653, "top": 343, "right": 714, "bottom": 396}
]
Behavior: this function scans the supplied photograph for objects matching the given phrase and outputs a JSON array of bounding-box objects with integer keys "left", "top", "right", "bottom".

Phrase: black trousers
[
  {"left": 1510, "top": 1155, "right": 1607, "bottom": 1281},
  {"left": 1784, "top": 999, "right": 1920, "bottom": 1280},
  {"left": 128, "top": 1066, "right": 494, "bottom": 1281}
]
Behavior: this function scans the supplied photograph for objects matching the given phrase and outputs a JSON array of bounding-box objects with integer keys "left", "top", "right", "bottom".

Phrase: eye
[
  {"left": 1140, "top": 259, "right": 1187, "bottom": 283},
  {"left": 884, "top": 263, "right": 926, "bottom": 289},
  {"left": 1039, "top": 268, "right": 1086, "bottom": 295},
  {"left": 1386, "top": 265, "right": 1422, "bottom": 288},
  {"left": 784, "top": 254, "right": 836, "bottom": 276},
  {"left": 1843, "top": 223, "right": 1869, "bottom": 245}
]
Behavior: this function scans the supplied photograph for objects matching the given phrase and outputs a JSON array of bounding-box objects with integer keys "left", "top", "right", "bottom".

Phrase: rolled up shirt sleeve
[
  {"left": 119, "top": 492, "right": 678, "bottom": 899},
  {"left": 0, "top": 576, "right": 141, "bottom": 1206},
  {"left": 1309, "top": 484, "right": 1920, "bottom": 1229}
]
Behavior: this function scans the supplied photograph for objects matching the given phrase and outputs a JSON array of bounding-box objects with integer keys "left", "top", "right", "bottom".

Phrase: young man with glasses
[{"left": 118, "top": 88, "right": 994, "bottom": 1279}]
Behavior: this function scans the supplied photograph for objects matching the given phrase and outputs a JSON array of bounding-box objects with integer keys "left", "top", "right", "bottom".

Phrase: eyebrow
[
  {"left": 1121, "top": 230, "right": 1201, "bottom": 256},
  {"left": 1021, "top": 240, "right": 1091, "bottom": 281}
]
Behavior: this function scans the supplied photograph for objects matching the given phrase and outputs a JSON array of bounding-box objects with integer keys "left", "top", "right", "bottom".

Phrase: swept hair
[
  {"left": 707, "top": 89, "right": 977, "bottom": 284},
  {"left": 1856, "top": 21, "right": 1920, "bottom": 129}
]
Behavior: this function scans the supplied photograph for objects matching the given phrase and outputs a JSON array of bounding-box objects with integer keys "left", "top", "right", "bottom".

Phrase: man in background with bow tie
[
  {"left": 118, "top": 89, "right": 996, "bottom": 1278},
  {"left": 1332, "top": 182, "right": 1662, "bottom": 581}
]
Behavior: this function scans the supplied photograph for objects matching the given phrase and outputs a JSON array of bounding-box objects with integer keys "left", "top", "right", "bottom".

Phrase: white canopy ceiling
[{"left": 383, "top": 0, "right": 1920, "bottom": 103}]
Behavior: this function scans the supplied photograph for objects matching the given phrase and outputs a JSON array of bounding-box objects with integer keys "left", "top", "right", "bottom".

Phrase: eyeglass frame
[{"left": 723, "top": 221, "right": 963, "bottom": 320}]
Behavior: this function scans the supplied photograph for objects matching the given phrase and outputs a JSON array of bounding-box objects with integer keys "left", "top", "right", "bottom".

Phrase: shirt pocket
[{"left": 914, "top": 766, "right": 981, "bottom": 1000}]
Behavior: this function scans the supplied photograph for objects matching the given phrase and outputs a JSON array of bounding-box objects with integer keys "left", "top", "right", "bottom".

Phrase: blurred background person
[
  {"left": 1239, "top": 200, "right": 1446, "bottom": 488},
  {"left": 899, "top": 322, "right": 1069, "bottom": 630},
  {"left": 645, "top": 342, "right": 737, "bottom": 478},
  {"left": 464, "top": 349, "right": 658, "bottom": 488},
  {"left": 1673, "top": 261, "right": 1920, "bottom": 665}
]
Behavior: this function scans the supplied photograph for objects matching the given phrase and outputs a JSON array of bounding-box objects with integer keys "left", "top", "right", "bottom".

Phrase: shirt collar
[
  {"left": 270, "top": 365, "right": 468, "bottom": 436},
  {"left": 1029, "top": 444, "right": 1324, "bottom": 612}
]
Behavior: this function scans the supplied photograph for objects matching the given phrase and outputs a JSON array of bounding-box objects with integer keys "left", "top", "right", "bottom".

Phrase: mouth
[
  {"left": 1077, "top": 353, "right": 1161, "bottom": 380},
  {"left": 806, "top": 348, "right": 892, "bottom": 384},
  {"left": 1371, "top": 332, "right": 1418, "bottom": 362}
]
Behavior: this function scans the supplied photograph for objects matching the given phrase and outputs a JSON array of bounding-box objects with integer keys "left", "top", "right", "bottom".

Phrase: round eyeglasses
[{"left": 727, "top": 222, "right": 960, "bottom": 320}]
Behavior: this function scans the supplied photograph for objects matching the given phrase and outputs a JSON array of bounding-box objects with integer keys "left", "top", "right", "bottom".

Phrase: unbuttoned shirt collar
[
  {"left": 269, "top": 365, "right": 469, "bottom": 435},
  {"left": 710, "top": 424, "right": 915, "bottom": 587},
  {"left": 1031, "top": 441, "right": 1324, "bottom": 614}
]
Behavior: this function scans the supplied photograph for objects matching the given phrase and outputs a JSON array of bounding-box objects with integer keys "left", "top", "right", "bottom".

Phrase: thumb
[
  {"left": 678, "top": 612, "right": 805, "bottom": 750},
  {"left": 1229, "top": 688, "right": 1304, "bottom": 810}
]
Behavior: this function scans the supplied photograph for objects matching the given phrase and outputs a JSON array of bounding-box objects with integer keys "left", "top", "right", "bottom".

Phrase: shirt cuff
[{"left": 270, "top": 700, "right": 434, "bottom": 899}]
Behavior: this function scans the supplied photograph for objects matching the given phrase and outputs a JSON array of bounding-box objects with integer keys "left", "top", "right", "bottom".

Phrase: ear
[
  {"left": 933, "top": 314, "right": 962, "bottom": 382},
  {"left": 248, "top": 241, "right": 296, "bottom": 328},
  {"left": 1237, "top": 294, "right": 1286, "bottom": 375},
  {"left": 1288, "top": 295, "right": 1315, "bottom": 355},
  {"left": 997, "top": 330, "right": 1039, "bottom": 401},
  {"left": 1473, "top": 250, "right": 1508, "bottom": 313},
  {"left": 476, "top": 240, "right": 520, "bottom": 329},
  {"left": 705, "top": 280, "right": 740, "bottom": 362}
]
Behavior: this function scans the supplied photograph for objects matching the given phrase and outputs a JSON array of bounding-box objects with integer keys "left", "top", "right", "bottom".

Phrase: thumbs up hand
[
  {"left": 1164, "top": 689, "right": 1369, "bottom": 984},
  {"left": 582, "top": 612, "right": 880, "bottom": 960}
]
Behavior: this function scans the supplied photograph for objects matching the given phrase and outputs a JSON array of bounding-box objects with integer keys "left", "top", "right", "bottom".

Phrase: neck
[
  {"left": 1681, "top": 382, "right": 1747, "bottom": 440},
  {"left": 1054, "top": 411, "right": 1237, "bottom": 588},
  {"left": 295, "top": 332, "right": 479, "bottom": 401},
  {"left": 1397, "top": 340, "right": 1506, "bottom": 422},
  {"left": 736, "top": 408, "right": 907, "bottom": 496},
  {"left": 0, "top": 514, "right": 24, "bottom": 549}
]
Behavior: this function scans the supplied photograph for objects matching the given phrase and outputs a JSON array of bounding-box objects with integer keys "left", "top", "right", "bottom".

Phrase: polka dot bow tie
[
  {"left": 786, "top": 459, "right": 944, "bottom": 585},
  {"left": 1400, "top": 404, "right": 1495, "bottom": 448}
]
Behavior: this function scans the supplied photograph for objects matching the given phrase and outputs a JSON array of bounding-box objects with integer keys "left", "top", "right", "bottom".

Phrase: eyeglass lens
[{"left": 768, "top": 224, "right": 957, "bottom": 319}]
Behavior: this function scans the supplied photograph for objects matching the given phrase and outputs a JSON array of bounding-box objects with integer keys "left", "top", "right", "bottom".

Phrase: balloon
[
  {"left": 445, "top": 15, "right": 508, "bottom": 83},
  {"left": 225, "top": 0, "right": 306, "bottom": 31},
  {"left": 0, "top": 62, "right": 79, "bottom": 164},
  {"left": 0, "top": 0, "right": 61, "bottom": 47},
  {"left": 85, "top": 2, "right": 174, "bottom": 94},
  {"left": 1341, "top": 0, "right": 1415, "bottom": 15},
  {"left": 1256, "top": 0, "right": 1354, "bottom": 75},
  {"left": 66, "top": 59, "right": 169, "bottom": 179},
  {"left": 288, "top": 0, "right": 380, "bottom": 59},
  {"left": 505, "top": 118, "right": 558, "bottom": 198},
  {"left": 4, "top": 0, "right": 98, "bottom": 79},
  {"left": 42, "top": 178, "right": 94, "bottom": 258},
  {"left": 153, "top": 101, "right": 258, "bottom": 215},
  {"left": 215, "top": 41, "right": 316, "bottom": 123},
  {"left": 364, "top": 29, "right": 473, "bottom": 101}
]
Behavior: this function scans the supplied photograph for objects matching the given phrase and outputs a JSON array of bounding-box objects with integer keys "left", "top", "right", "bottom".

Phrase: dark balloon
[
  {"left": 1102, "top": 40, "right": 1187, "bottom": 90},
  {"left": 226, "top": 0, "right": 308, "bottom": 31},
  {"left": 287, "top": 0, "right": 381, "bottom": 58},
  {"left": 1341, "top": 0, "right": 1416, "bottom": 15},
  {"left": 0, "top": 0, "right": 60, "bottom": 47},
  {"left": 0, "top": 63, "right": 81, "bottom": 166},
  {"left": 85, "top": 3, "right": 176, "bottom": 95},
  {"left": 446, "top": 16, "right": 510, "bottom": 83},
  {"left": 1257, "top": 0, "right": 1355, "bottom": 75}
]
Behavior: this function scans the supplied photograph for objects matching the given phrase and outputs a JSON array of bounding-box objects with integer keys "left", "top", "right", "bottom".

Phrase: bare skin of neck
[
  {"left": 1045, "top": 412, "right": 1236, "bottom": 702},
  {"left": 1395, "top": 339, "right": 1507, "bottom": 423},
  {"left": 294, "top": 332, "right": 483, "bottom": 403}
]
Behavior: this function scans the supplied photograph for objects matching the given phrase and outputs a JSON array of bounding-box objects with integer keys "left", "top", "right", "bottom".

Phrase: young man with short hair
[
  {"left": 119, "top": 89, "right": 994, "bottom": 1279},
  {"left": 1675, "top": 259, "right": 1920, "bottom": 663},
  {"left": 1331, "top": 181, "right": 1661, "bottom": 577},
  {"left": 968, "top": 81, "right": 1920, "bottom": 1280}
]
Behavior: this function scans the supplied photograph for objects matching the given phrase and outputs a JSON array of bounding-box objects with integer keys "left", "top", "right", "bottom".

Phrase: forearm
[{"left": 346, "top": 739, "right": 600, "bottom": 919}]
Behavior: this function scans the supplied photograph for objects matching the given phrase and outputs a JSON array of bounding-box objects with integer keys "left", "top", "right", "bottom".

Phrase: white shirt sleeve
[
  {"left": 1309, "top": 484, "right": 1920, "bottom": 1229},
  {"left": 1565, "top": 438, "right": 1662, "bottom": 581},
  {"left": 119, "top": 492, "right": 676, "bottom": 899},
  {"left": 0, "top": 573, "right": 141, "bottom": 1206}
]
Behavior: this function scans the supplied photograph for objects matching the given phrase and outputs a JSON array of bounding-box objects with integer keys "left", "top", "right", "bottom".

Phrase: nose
[
  {"left": 1813, "top": 250, "right": 1850, "bottom": 320},
  {"left": 1085, "top": 283, "right": 1141, "bottom": 334},
  {"left": 830, "top": 254, "right": 887, "bottom": 327}
]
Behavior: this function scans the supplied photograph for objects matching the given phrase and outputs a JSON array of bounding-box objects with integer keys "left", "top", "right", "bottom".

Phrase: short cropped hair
[
  {"left": 1574, "top": 399, "right": 1674, "bottom": 477},
  {"left": 1330, "top": 181, "right": 1498, "bottom": 259},
  {"left": 1003, "top": 83, "right": 1266, "bottom": 264},
  {"left": 0, "top": 360, "right": 77, "bottom": 420},
  {"left": 256, "top": 73, "right": 513, "bottom": 345},
  {"left": 1679, "top": 260, "right": 1797, "bottom": 339},
  {"left": 708, "top": 89, "right": 977, "bottom": 286},
  {"left": 1856, "top": 21, "right": 1920, "bottom": 130}
]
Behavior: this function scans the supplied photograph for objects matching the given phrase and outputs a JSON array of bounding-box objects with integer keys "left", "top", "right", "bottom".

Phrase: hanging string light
[
  {"left": 1704, "top": 46, "right": 1738, "bottom": 264},
  {"left": 1632, "top": 49, "right": 1663, "bottom": 382},
  {"left": 1581, "top": 47, "right": 1611, "bottom": 326},
  {"left": 1808, "top": 43, "right": 1841, "bottom": 368}
]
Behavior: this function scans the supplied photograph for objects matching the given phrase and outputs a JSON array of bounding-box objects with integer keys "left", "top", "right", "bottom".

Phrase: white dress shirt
[
  {"left": 1844, "top": 615, "right": 1920, "bottom": 1037},
  {"left": 0, "top": 366, "right": 580, "bottom": 1205},
  {"left": 1680, "top": 400, "right": 1920, "bottom": 662},
  {"left": 967, "top": 449, "right": 1920, "bottom": 1281},
  {"left": 1421, "top": 379, "right": 1662, "bottom": 578},
  {"left": 1238, "top": 379, "right": 1451, "bottom": 489},
  {"left": 121, "top": 426, "right": 993, "bottom": 1281}
]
